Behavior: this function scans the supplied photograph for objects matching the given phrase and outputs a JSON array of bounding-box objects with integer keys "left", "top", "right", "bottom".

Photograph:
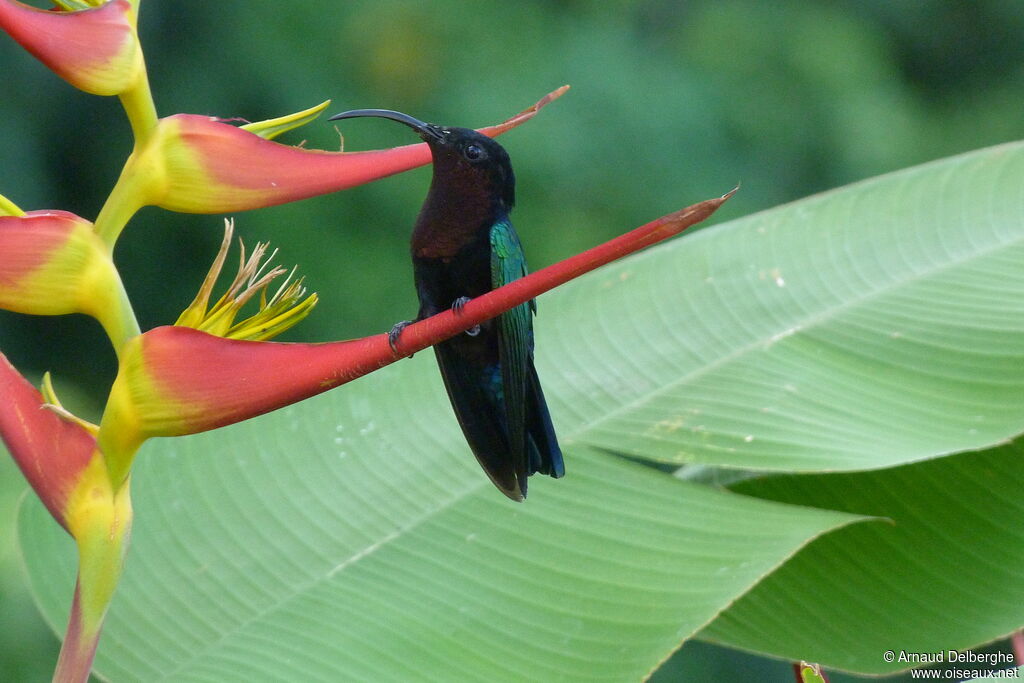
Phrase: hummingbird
[{"left": 328, "top": 108, "right": 564, "bottom": 501}]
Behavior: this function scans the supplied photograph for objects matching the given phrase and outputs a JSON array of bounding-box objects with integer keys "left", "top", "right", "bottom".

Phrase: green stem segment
[
  {"left": 98, "top": 24, "right": 159, "bottom": 248},
  {"left": 93, "top": 159, "right": 149, "bottom": 251},
  {"left": 53, "top": 468, "right": 133, "bottom": 683},
  {"left": 118, "top": 70, "right": 158, "bottom": 145},
  {"left": 95, "top": 271, "right": 141, "bottom": 357},
  {"left": 118, "top": 0, "right": 158, "bottom": 145}
]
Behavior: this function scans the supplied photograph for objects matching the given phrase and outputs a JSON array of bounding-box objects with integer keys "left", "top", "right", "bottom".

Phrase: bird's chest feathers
[
  {"left": 412, "top": 217, "right": 489, "bottom": 260},
  {"left": 411, "top": 184, "right": 497, "bottom": 260}
]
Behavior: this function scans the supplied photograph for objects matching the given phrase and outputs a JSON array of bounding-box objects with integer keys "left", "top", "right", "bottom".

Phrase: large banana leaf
[
  {"left": 18, "top": 140, "right": 1024, "bottom": 679},
  {"left": 17, "top": 383, "right": 862, "bottom": 681},
  {"left": 545, "top": 142, "right": 1024, "bottom": 471}
]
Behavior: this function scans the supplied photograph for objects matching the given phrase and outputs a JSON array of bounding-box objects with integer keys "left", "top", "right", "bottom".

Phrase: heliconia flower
[
  {"left": 96, "top": 191, "right": 732, "bottom": 485},
  {"left": 93, "top": 87, "right": 569, "bottom": 245},
  {"left": 0, "top": 210, "right": 139, "bottom": 352},
  {"left": 1, "top": 353, "right": 132, "bottom": 683},
  {"left": 0, "top": 0, "right": 143, "bottom": 97}
]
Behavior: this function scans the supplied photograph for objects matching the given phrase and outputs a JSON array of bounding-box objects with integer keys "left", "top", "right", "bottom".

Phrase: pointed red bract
[
  {"left": 158, "top": 114, "right": 435, "bottom": 212},
  {"left": 153, "top": 86, "right": 569, "bottom": 213},
  {"left": 111, "top": 192, "right": 731, "bottom": 438},
  {"left": 0, "top": 0, "right": 140, "bottom": 96},
  {"left": 0, "top": 354, "right": 96, "bottom": 531}
]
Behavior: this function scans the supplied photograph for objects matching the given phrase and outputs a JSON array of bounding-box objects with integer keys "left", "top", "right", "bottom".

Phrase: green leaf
[
  {"left": 699, "top": 438, "right": 1024, "bottom": 675},
  {"left": 18, "top": 361, "right": 864, "bottom": 680},
  {"left": 545, "top": 142, "right": 1024, "bottom": 471}
]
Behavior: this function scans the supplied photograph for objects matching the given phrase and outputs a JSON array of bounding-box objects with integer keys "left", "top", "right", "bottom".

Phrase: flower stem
[
  {"left": 118, "top": 71, "right": 158, "bottom": 145},
  {"left": 55, "top": 461, "right": 133, "bottom": 683},
  {"left": 117, "top": 1, "right": 158, "bottom": 144},
  {"left": 93, "top": 156, "right": 149, "bottom": 251},
  {"left": 93, "top": 270, "right": 141, "bottom": 357}
]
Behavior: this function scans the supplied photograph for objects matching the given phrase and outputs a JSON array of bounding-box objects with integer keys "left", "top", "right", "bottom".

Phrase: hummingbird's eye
[{"left": 463, "top": 144, "right": 485, "bottom": 161}]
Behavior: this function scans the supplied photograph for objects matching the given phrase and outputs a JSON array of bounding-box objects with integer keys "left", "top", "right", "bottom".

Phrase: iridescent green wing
[{"left": 490, "top": 218, "right": 532, "bottom": 471}]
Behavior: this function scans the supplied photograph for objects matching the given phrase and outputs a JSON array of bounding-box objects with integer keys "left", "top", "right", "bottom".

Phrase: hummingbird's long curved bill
[{"left": 328, "top": 108, "right": 443, "bottom": 141}]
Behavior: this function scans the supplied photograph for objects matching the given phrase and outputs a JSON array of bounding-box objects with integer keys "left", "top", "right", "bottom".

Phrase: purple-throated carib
[{"left": 328, "top": 108, "right": 564, "bottom": 501}]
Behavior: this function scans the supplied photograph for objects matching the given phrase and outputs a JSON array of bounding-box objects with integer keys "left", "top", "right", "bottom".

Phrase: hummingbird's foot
[
  {"left": 388, "top": 320, "right": 412, "bottom": 354},
  {"left": 451, "top": 297, "right": 479, "bottom": 336}
]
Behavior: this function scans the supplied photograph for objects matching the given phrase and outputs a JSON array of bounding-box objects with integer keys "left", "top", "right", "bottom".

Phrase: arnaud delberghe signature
[{"left": 896, "top": 650, "right": 1015, "bottom": 666}]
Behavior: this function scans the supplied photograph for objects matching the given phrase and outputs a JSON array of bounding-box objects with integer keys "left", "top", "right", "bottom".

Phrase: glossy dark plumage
[{"left": 329, "top": 108, "right": 564, "bottom": 500}]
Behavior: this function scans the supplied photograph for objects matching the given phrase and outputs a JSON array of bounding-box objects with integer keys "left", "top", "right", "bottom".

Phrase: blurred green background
[{"left": 2, "top": 0, "right": 1023, "bottom": 680}]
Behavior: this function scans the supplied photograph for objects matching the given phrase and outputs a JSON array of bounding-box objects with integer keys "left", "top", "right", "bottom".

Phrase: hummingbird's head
[
  {"left": 425, "top": 126, "right": 515, "bottom": 211},
  {"left": 329, "top": 109, "right": 515, "bottom": 211}
]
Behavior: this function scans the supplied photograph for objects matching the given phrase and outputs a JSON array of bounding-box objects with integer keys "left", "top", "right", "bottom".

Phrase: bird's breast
[
  {"left": 412, "top": 217, "right": 490, "bottom": 261},
  {"left": 411, "top": 186, "right": 498, "bottom": 260}
]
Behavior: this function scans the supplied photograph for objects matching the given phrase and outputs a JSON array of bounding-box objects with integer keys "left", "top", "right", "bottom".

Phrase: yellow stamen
[{"left": 175, "top": 219, "right": 317, "bottom": 340}]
